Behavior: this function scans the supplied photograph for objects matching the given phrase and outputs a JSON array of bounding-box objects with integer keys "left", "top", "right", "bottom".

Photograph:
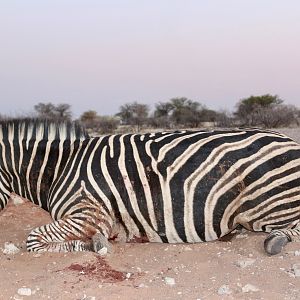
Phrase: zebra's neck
[{"left": 0, "top": 120, "right": 88, "bottom": 210}]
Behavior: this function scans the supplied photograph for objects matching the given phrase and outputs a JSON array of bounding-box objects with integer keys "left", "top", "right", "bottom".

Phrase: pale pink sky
[{"left": 0, "top": 1, "right": 299, "bottom": 117}]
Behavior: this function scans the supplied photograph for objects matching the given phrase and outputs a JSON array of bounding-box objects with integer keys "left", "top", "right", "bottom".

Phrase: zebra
[{"left": 1, "top": 120, "right": 300, "bottom": 255}]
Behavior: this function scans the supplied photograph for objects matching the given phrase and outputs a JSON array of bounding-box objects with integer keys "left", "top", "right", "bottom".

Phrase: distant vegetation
[{"left": 1, "top": 94, "right": 299, "bottom": 134}]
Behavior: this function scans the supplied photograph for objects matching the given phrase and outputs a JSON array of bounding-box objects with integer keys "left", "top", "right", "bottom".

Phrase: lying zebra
[{"left": 1, "top": 120, "right": 300, "bottom": 255}]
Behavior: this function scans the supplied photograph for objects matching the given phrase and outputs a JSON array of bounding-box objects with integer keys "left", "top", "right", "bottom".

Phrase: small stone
[
  {"left": 235, "top": 258, "right": 255, "bottom": 268},
  {"left": 217, "top": 285, "right": 232, "bottom": 295},
  {"left": 236, "top": 233, "right": 248, "bottom": 239},
  {"left": 164, "top": 277, "right": 176, "bottom": 286},
  {"left": 184, "top": 246, "right": 192, "bottom": 251},
  {"left": 3, "top": 242, "right": 20, "bottom": 255},
  {"left": 137, "top": 283, "right": 145, "bottom": 288},
  {"left": 126, "top": 272, "right": 132, "bottom": 279},
  {"left": 242, "top": 284, "right": 259, "bottom": 293},
  {"left": 17, "top": 287, "right": 32, "bottom": 296},
  {"left": 98, "top": 247, "right": 108, "bottom": 256},
  {"left": 11, "top": 195, "right": 25, "bottom": 206},
  {"left": 294, "top": 250, "right": 300, "bottom": 256},
  {"left": 292, "top": 264, "right": 300, "bottom": 277}
]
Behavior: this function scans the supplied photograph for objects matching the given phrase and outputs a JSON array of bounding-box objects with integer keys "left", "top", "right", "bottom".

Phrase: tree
[
  {"left": 80, "top": 110, "right": 99, "bottom": 129},
  {"left": 97, "top": 116, "right": 119, "bottom": 134},
  {"left": 80, "top": 110, "right": 119, "bottom": 134},
  {"left": 34, "top": 102, "right": 72, "bottom": 121},
  {"left": 34, "top": 103, "right": 56, "bottom": 119},
  {"left": 235, "top": 94, "right": 283, "bottom": 126},
  {"left": 54, "top": 104, "right": 72, "bottom": 121},
  {"left": 166, "top": 97, "right": 206, "bottom": 127},
  {"left": 152, "top": 102, "right": 174, "bottom": 128},
  {"left": 117, "top": 102, "right": 149, "bottom": 130}
]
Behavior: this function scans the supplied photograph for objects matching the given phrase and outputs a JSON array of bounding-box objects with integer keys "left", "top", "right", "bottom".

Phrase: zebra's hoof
[
  {"left": 92, "top": 233, "right": 112, "bottom": 255},
  {"left": 264, "top": 234, "right": 289, "bottom": 255}
]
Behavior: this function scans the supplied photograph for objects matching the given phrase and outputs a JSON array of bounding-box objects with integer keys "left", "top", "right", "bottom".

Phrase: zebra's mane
[{"left": 0, "top": 119, "right": 89, "bottom": 142}]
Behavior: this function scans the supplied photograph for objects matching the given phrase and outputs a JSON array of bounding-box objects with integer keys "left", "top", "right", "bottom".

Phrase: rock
[
  {"left": 217, "top": 284, "right": 232, "bottom": 295},
  {"left": 184, "top": 246, "right": 192, "bottom": 251},
  {"left": 292, "top": 264, "right": 300, "bottom": 277},
  {"left": 126, "top": 272, "right": 132, "bottom": 279},
  {"left": 242, "top": 284, "right": 259, "bottom": 293},
  {"left": 235, "top": 258, "right": 255, "bottom": 268},
  {"left": 3, "top": 242, "right": 20, "bottom": 255},
  {"left": 98, "top": 247, "right": 108, "bottom": 256},
  {"left": 236, "top": 233, "right": 248, "bottom": 239},
  {"left": 11, "top": 194, "right": 25, "bottom": 206},
  {"left": 81, "top": 295, "right": 96, "bottom": 300},
  {"left": 294, "top": 250, "right": 300, "bottom": 256},
  {"left": 164, "top": 277, "right": 176, "bottom": 286},
  {"left": 17, "top": 287, "right": 32, "bottom": 296}
]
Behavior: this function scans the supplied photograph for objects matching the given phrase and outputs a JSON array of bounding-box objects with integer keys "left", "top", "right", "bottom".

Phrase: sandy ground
[
  {"left": 1, "top": 128, "right": 300, "bottom": 300},
  {"left": 1, "top": 197, "right": 300, "bottom": 300}
]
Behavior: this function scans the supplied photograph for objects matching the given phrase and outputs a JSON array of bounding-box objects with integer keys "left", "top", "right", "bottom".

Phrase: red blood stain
[{"left": 66, "top": 256, "right": 126, "bottom": 283}]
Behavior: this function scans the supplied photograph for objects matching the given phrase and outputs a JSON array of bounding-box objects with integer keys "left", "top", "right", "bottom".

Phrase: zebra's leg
[
  {"left": 264, "top": 222, "right": 300, "bottom": 255},
  {"left": 26, "top": 214, "right": 113, "bottom": 253}
]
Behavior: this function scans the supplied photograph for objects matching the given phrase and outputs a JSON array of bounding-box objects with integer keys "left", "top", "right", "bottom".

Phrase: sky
[{"left": 0, "top": 1, "right": 299, "bottom": 118}]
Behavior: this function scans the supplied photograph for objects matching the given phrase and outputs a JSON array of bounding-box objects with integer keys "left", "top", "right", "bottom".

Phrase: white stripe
[
  {"left": 52, "top": 139, "right": 64, "bottom": 182},
  {"left": 118, "top": 135, "right": 161, "bottom": 241},
  {"left": 100, "top": 145, "right": 140, "bottom": 238},
  {"left": 145, "top": 138, "right": 183, "bottom": 242},
  {"left": 130, "top": 135, "right": 158, "bottom": 230},
  {"left": 108, "top": 135, "right": 115, "bottom": 158},
  {"left": 86, "top": 138, "right": 112, "bottom": 211},
  {"left": 36, "top": 140, "right": 53, "bottom": 206}
]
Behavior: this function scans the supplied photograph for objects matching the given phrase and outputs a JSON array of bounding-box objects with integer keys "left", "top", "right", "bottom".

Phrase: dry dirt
[
  {"left": 1, "top": 128, "right": 300, "bottom": 300},
  {"left": 1, "top": 199, "right": 300, "bottom": 300}
]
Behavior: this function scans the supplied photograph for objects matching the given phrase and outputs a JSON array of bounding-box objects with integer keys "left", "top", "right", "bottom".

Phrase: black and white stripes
[{"left": 1, "top": 121, "right": 300, "bottom": 254}]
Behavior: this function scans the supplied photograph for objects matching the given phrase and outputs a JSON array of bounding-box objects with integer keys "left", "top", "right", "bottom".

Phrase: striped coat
[{"left": 1, "top": 121, "right": 300, "bottom": 255}]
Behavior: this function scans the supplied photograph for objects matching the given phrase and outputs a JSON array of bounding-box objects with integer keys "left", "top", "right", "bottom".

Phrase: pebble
[
  {"left": 217, "top": 284, "right": 232, "bottom": 295},
  {"left": 294, "top": 250, "right": 300, "bottom": 256},
  {"left": 164, "top": 277, "right": 176, "bottom": 286},
  {"left": 184, "top": 246, "right": 192, "bottom": 251},
  {"left": 292, "top": 264, "right": 300, "bottom": 277},
  {"left": 11, "top": 195, "right": 25, "bottom": 206},
  {"left": 235, "top": 258, "right": 256, "bottom": 268},
  {"left": 98, "top": 247, "right": 108, "bottom": 256},
  {"left": 241, "top": 284, "right": 259, "bottom": 293},
  {"left": 235, "top": 233, "right": 248, "bottom": 239},
  {"left": 81, "top": 295, "right": 96, "bottom": 300},
  {"left": 2, "top": 242, "right": 20, "bottom": 255},
  {"left": 17, "top": 287, "right": 32, "bottom": 296}
]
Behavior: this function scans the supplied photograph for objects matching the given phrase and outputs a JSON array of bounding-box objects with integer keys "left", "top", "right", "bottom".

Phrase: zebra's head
[{"left": 0, "top": 119, "right": 89, "bottom": 210}]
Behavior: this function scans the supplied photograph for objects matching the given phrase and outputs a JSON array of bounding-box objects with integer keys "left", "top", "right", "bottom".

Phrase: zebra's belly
[{"left": 111, "top": 209, "right": 222, "bottom": 243}]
